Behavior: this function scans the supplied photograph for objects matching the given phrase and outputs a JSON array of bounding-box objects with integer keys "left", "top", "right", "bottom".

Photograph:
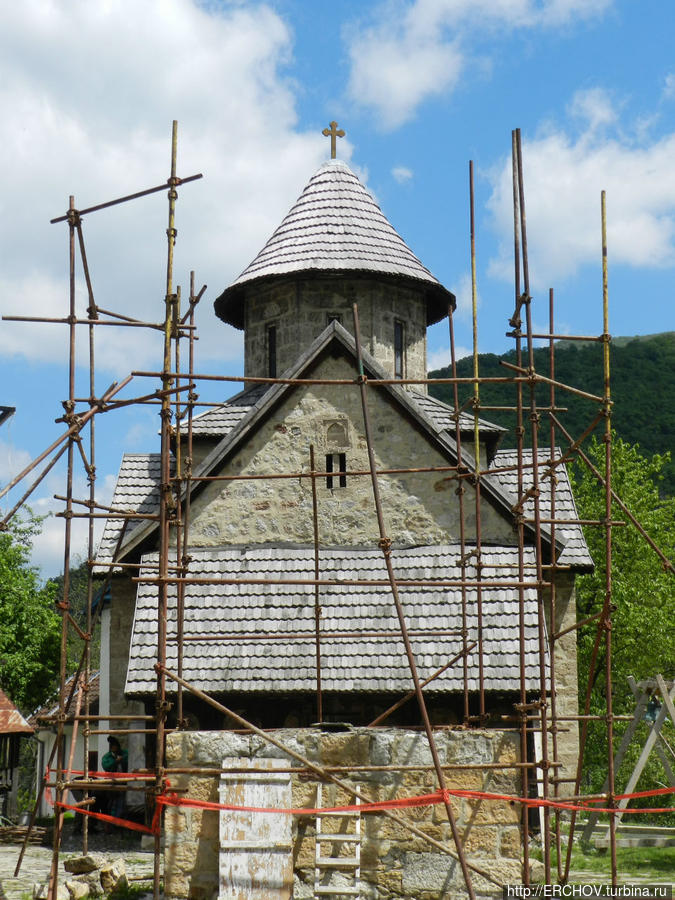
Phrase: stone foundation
[{"left": 165, "top": 727, "right": 524, "bottom": 899}]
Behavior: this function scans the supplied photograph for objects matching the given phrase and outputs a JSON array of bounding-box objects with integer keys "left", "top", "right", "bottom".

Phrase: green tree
[
  {"left": 0, "top": 514, "right": 61, "bottom": 713},
  {"left": 429, "top": 332, "right": 675, "bottom": 495},
  {"left": 570, "top": 437, "right": 675, "bottom": 816},
  {"left": 48, "top": 558, "right": 102, "bottom": 673}
]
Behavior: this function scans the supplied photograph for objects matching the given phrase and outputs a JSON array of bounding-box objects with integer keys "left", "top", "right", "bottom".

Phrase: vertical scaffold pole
[
  {"left": 76, "top": 213, "right": 98, "bottom": 855},
  {"left": 469, "top": 161, "right": 486, "bottom": 721},
  {"left": 447, "top": 305, "right": 470, "bottom": 721},
  {"left": 48, "top": 194, "right": 78, "bottom": 900},
  {"left": 155, "top": 120, "right": 179, "bottom": 900},
  {"left": 601, "top": 191, "right": 618, "bottom": 886},
  {"left": 309, "top": 445, "right": 323, "bottom": 723},
  {"left": 517, "top": 126, "right": 551, "bottom": 885},
  {"left": 547, "top": 288, "right": 564, "bottom": 880},
  {"left": 511, "top": 130, "right": 530, "bottom": 885}
]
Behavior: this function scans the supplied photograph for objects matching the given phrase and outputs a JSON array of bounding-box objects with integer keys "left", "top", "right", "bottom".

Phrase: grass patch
[
  {"left": 568, "top": 844, "right": 675, "bottom": 875},
  {"left": 111, "top": 882, "right": 158, "bottom": 900},
  {"left": 533, "top": 843, "right": 675, "bottom": 878}
]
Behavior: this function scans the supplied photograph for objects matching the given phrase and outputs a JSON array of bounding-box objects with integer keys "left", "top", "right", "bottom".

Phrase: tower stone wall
[{"left": 242, "top": 276, "right": 429, "bottom": 387}]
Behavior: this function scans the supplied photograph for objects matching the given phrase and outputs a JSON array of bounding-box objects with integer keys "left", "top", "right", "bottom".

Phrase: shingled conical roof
[{"left": 215, "top": 159, "right": 454, "bottom": 329}]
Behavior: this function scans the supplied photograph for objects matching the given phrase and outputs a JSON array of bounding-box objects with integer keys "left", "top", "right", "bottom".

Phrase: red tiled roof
[
  {"left": 28, "top": 672, "right": 100, "bottom": 727},
  {"left": 0, "top": 688, "right": 33, "bottom": 734}
]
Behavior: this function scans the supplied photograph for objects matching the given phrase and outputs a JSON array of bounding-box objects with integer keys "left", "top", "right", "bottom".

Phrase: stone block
[
  {"left": 250, "top": 732, "right": 305, "bottom": 761},
  {"left": 295, "top": 731, "right": 321, "bottom": 761},
  {"left": 99, "top": 860, "right": 127, "bottom": 894},
  {"left": 319, "top": 732, "right": 371, "bottom": 767},
  {"left": 186, "top": 731, "right": 249, "bottom": 765},
  {"left": 402, "top": 852, "right": 457, "bottom": 893},
  {"left": 482, "top": 770, "right": 520, "bottom": 795},
  {"left": 291, "top": 780, "right": 316, "bottom": 810},
  {"left": 446, "top": 732, "right": 494, "bottom": 765},
  {"left": 467, "top": 798, "right": 521, "bottom": 825},
  {"left": 163, "top": 807, "right": 188, "bottom": 840},
  {"left": 163, "top": 873, "right": 190, "bottom": 900},
  {"left": 377, "top": 814, "right": 413, "bottom": 843},
  {"left": 444, "top": 770, "right": 489, "bottom": 792},
  {"left": 63, "top": 855, "right": 106, "bottom": 875},
  {"left": 468, "top": 858, "right": 522, "bottom": 895},
  {"left": 166, "top": 732, "right": 188, "bottom": 765},
  {"left": 293, "top": 873, "right": 314, "bottom": 899},
  {"left": 499, "top": 824, "right": 522, "bottom": 858},
  {"left": 186, "top": 775, "right": 219, "bottom": 803},
  {"left": 360, "top": 838, "right": 390, "bottom": 869},
  {"left": 370, "top": 730, "right": 393, "bottom": 766},
  {"left": 34, "top": 885, "right": 70, "bottom": 900},
  {"left": 37, "top": 883, "right": 71, "bottom": 900},
  {"left": 65, "top": 879, "right": 90, "bottom": 900},
  {"left": 403, "top": 829, "right": 453, "bottom": 855},
  {"left": 431, "top": 796, "right": 464, "bottom": 824},
  {"left": 460, "top": 825, "right": 498, "bottom": 856},
  {"left": 495, "top": 733, "right": 519, "bottom": 765},
  {"left": 67, "top": 874, "right": 101, "bottom": 898},
  {"left": 165, "top": 839, "right": 200, "bottom": 878},
  {"left": 375, "top": 865, "right": 403, "bottom": 894},
  {"left": 293, "top": 827, "right": 316, "bottom": 869}
]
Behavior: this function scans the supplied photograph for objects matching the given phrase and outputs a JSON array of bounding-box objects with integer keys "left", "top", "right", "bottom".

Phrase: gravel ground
[{"left": 0, "top": 822, "right": 158, "bottom": 900}]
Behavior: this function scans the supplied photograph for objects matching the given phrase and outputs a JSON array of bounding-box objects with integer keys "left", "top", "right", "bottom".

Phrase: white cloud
[
  {"left": 568, "top": 87, "right": 617, "bottom": 133},
  {"left": 0, "top": 439, "right": 32, "bottom": 484},
  {"left": 345, "top": 0, "right": 611, "bottom": 128},
  {"left": 486, "top": 106, "right": 675, "bottom": 288},
  {"left": 664, "top": 73, "right": 675, "bottom": 99},
  {"left": 347, "top": 18, "right": 462, "bottom": 129},
  {"left": 392, "top": 165, "right": 414, "bottom": 183},
  {"left": 0, "top": 0, "right": 334, "bottom": 375},
  {"left": 427, "top": 345, "right": 472, "bottom": 371},
  {"left": 22, "top": 469, "right": 115, "bottom": 579},
  {"left": 453, "top": 272, "right": 479, "bottom": 319}
]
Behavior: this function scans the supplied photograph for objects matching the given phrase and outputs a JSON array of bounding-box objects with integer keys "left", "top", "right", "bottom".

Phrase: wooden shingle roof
[
  {"left": 126, "top": 544, "right": 545, "bottom": 696},
  {"left": 214, "top": 160, "right": 454, "bottom": 328}
]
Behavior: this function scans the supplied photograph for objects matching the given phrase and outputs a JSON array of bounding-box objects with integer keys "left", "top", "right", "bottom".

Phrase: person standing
[{"left": 101, "top": 736, "right": 128, "bottom": 824}]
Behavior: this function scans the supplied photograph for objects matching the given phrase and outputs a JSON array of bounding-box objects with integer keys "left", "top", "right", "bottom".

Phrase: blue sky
[{"left": 0, "top": 0, "right": 674, "bottom": 575}]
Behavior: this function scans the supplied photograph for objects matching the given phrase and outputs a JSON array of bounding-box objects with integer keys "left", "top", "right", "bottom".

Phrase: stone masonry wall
[
  {"left": 544, "top": 572, "right": 580, "bottom": 793},
  {"left": 243, "top": 277, "right": 429, "bottom": 386},
  {"left": 164, "top": 727, "right": 523, "bottom": 899},
  {"left": 189, "top": 353, "right": 514, "bottom": 549},
  {"left": 108, "top": 575, "right": 147, "bottom": 772}
]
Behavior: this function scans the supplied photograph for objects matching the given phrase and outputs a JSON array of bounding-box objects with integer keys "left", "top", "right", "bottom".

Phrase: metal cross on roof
[{"left": 322, "top": 121, "right": 345, "bottom": 159}]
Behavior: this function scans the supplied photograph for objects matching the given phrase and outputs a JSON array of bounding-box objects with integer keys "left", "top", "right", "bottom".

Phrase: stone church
[{"left": 96, "top": 153, "right": 591, "bottom": 897}]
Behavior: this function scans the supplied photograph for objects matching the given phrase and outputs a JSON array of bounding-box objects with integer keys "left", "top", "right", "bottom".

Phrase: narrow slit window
[
  {"left": 394, "top": 320, "right": 405, "bottom": 379},
  {"left": 325, "top": 453, "right": 347, "bottom": 489},
  {"left": 267, "top": 324, "right": 277, "bottom": 378},
  {"left": 338, "top": 453, "right": 347, "bottom": 488}
]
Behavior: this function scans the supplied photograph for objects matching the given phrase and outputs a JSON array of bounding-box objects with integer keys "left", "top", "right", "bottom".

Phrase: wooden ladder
[{"left": 313, "top": 784, "right": 361, "bottom": 898}]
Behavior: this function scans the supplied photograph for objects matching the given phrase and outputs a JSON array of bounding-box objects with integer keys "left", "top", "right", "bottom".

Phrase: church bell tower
[{"left": 214, "top": 124, "right": 455, "bottom": 389}]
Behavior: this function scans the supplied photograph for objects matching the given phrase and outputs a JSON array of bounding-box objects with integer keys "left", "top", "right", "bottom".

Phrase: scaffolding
[{"left": 3, "top": 122, "right": 674, "bottom": 899}]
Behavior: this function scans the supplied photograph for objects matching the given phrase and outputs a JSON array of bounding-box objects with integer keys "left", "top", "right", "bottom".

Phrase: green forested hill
[{"left": 428, "top": 331, "right": 675, "bottom": 496}]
